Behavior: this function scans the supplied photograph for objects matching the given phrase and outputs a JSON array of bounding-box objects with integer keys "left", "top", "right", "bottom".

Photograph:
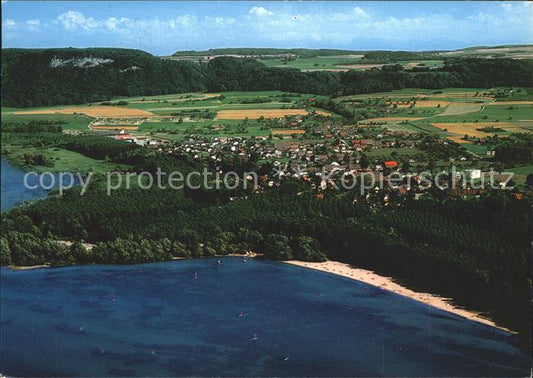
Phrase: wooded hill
[
  {"left": 1, "top": 48, "right": 207, "bottom": 107},
  {"left": 2, "top": 47, "right": 533, "bottom": 107}
]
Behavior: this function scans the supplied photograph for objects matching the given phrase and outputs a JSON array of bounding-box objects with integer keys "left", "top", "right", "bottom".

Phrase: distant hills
[
  {"left": 2, "top": 46, "right": 532, "bottom": 107},
  {"left": 170, "top": 45, "right": 533, "bottom": 60},
  {"left": 1, "top": 48, "right": 207, "bottom": 107},
  {"left": 172, "top": 48, "right": 368, "bottom": 58}
]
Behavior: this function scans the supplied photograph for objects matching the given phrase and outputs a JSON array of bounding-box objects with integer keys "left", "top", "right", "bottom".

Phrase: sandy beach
[
  {"left": 284, "top": 260, "right": 515, "bottom": 334},
  {"left": 8, "top": 264, "right": 51, "bottom": 271}
]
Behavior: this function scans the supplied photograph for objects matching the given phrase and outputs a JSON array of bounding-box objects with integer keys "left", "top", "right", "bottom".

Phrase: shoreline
[
  {"left": 283, "top": 260, "right": 516, "bottom": 334},
  {"left": 7, "top": 264, "right": 51, "bottom": 271},
  {"left": 5, "top": 255, "right": 515, "bottom": 334}
]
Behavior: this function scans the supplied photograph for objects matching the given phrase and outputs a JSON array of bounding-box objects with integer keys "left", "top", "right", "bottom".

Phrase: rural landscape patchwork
[{"left": 1, "top": 1, "right": 532, "bottom": 377}]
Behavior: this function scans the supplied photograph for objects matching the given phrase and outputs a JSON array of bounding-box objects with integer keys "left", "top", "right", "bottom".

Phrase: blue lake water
[
  {"left": 0, "top": 258, "right": 530, "bottom": 377},
  {"left": 1, "top": 157, "right": 79, "bottom": 211}
]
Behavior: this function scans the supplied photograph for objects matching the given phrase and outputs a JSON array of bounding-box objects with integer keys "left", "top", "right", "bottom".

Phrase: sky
[{"left": 2, "top": 1, "right": 533, "bottom": 55}]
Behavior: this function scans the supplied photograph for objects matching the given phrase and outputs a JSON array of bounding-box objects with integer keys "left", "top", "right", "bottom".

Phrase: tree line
[{"left": 2, "top": 48, "right": 532, "bottom": 107}]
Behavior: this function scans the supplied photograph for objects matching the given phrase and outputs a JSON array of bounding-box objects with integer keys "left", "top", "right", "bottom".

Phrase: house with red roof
[{"left": 384, "top": 160, "right": 398, "bottom": 169}]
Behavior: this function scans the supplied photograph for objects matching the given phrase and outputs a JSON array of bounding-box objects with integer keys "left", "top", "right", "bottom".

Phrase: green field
[
  {"left": 508, "top": 164, "right": 533, "bottom": 176},
  {"left": 2, "top": 146, "right": 129, "bottom": 174},
  {"left": 401, "top": 121, "right": 448, "bottom": 133},
  {"left": 259, "top": 56, "right": 362, "bottom": 70},
  {"left": 462, "top": 144, "right": 489, "bottom": 156},
  {"left": 433, "top": 104, "right": 533, "bottom": 123},
  {"left": 259, "top": 56, "right": 444, "bottom": 71},
  {"left": 139, "top": 120, "right": 271, "bottom": 139},
  {"left": 494, "top": 87, "right": 533, "bottom": 101},
  {"left": 1, "top": 113, "right": 92, "bottom": 131}
]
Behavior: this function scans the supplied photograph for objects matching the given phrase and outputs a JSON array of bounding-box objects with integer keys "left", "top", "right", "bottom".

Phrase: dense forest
[
  {"left": 360, "top": 51, "right": 438, "bottom": 62},
  {"left": 1, "top": 48, "right": 207, "bottom": 107},
  {"left": 2, "top": 48, "right": 533, "bottom": 107},
  {"left": 494, "top": 136, "right": 533, "bottom": 165}
]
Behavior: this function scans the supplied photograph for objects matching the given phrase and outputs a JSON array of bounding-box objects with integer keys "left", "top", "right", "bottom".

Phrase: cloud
[
  {"left": 331, "top": 7, "right": 369, "bottom": 22},
  {"left": 56, "top": 11, "right": 99, "bottom": 30},
  {"left": 500, "top": 3, "right": 512, "bottom": 11},
  {"left": 2, "top": 19, "right": 15, "bottom": 28},
  {"left": 52, "top": 11, "right": 236, "bottom": 34},
  {"left": 249, "top": 6, "right": 273, "bottom": 17},
  {"left": 353, "top": 7, "right": 369, "bottom": 19},
  {"left": 26, "top": 19, "right": 40, "bottom": 31}
]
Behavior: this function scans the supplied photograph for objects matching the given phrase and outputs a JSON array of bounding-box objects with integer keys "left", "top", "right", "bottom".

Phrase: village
[{"left": 100, "top": 114, "right": 520, "bottom": 203}]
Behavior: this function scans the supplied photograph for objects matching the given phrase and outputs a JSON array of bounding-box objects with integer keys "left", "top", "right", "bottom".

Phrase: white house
[{"left": 464, "top": 169, "right": 482, "bottom": 180}]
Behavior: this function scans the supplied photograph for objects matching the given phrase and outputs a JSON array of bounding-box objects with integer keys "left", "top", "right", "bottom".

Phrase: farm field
[
  {"left": 344, "top": 87, "right": 532, "bottom": 144},
  {"left": 12, "top": 106, "right": 155, "bottom": 118},
  {"left": 215, "top": 109, "right": 329, "bottom": 120},
  {"left": 259, "top": 56, "right": 444, "bottom": 71},
  {"left": 434, "top": 105, "right": 533, "bottom": 123},
  {"left": 0, "top": 112, "right": 92, "bottom": 131},
  {"left": 436, "top": 103, "right": 485, "bottom": 117},
  {"left": 2, "top": 87, "right": 531, "bottom": 146},
  {"left": 1, "top": 90, "right": 328, "bottom": 139},
  {"left": 272, "top": 129, "right": 306, "bottom": 135},
  {"left": 430, "top": 122, "right": 519, "bottom": 142},
  {"left": 387, "top": 100, "right": 450, "bottom": 108},
  {"left": 342, "top": 87, "right": 495, "bottom": 100},
  {"left": 363, "top": 117, "right": 426, "bottom": 122}
]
